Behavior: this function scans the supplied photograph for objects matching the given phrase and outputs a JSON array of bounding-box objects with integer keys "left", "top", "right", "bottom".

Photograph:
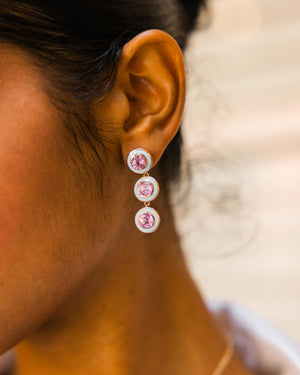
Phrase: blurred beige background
[{"left": 173, "top": 0, "right": 300, "bottom": 342}]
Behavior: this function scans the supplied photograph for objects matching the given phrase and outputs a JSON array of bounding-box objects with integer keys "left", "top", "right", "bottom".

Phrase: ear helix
[{"left": 127, "top": 148, "right": 160, "bottom": 233}]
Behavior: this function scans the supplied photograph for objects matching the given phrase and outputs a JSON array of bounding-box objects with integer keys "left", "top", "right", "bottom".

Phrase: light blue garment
[{"left": 207, "top": 298, "right": 300, "bottom": 375}]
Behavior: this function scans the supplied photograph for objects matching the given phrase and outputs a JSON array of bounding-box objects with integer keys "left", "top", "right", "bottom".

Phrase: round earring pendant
[
  {"left": 127, "top": 148, "right": 152, "bottom": 174},
  {"left": 134, "top": 176, "right": 159, "bottom": 202},
  {"left": 135, "top": 207, "right": 160, "bottom": 233}
]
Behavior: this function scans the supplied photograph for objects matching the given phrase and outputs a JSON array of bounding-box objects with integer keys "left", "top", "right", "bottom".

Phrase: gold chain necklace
[{"left": 211, "top": 329, "right": 235, "bottom": 375}]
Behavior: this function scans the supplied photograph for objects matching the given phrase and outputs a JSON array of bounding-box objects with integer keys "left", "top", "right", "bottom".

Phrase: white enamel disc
[
  {"left": 135, "top": 207, "right": 160, "bottom": 233},
  {"left": 127, "top": 148, "right": 152, "bottom": 174},
  {"left": 134, "top": 176, "right": 159, "bottom": 202}
]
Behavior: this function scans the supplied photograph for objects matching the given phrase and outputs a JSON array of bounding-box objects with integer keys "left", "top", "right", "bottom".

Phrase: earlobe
[{"left": 117, "top": 29, "right": 186, "bottom": 169}]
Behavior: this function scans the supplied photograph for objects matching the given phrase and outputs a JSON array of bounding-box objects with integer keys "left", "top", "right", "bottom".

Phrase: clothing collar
[{"left": 207, "top": 299, "right": 300, "bottom": 375}]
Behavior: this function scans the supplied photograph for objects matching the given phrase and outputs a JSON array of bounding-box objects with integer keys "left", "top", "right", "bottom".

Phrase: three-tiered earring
[{"left": 127, "top": 148, "right": 160, "bottom": 233}]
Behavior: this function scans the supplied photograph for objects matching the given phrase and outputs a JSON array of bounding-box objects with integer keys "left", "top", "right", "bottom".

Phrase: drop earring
[{"left": 127, "top": 148, "right": 160, "bottom": 233}]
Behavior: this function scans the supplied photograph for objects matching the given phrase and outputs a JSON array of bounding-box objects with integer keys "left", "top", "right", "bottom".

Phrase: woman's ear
[{"left": 96, "top": 29, "right": 186, "bottom": 169}]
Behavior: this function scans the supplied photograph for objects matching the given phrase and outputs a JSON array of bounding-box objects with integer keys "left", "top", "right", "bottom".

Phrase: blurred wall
[{"left": 173, "top": 0, "right": 300, "bottom": 342}]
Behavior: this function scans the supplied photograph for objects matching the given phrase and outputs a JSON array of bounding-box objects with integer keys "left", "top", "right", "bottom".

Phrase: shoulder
[{"left": 207, "top": 298, "right": 300, "bottom": 375}]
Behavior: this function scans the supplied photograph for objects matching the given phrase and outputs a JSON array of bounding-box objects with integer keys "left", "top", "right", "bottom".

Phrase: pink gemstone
[
  {"left": 137, "top": 181, "right": 154, "bottom": 197},
  {"left": 138, "top": 212, "right": 155, "bottom": 229},
  {"left": 131, "top": 154, "right": 147, "bottom": 170}
]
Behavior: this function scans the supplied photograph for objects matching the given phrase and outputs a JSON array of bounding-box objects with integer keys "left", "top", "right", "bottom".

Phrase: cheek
[
  {"left": 0, "top": 100, "right": 54, "bottom": 252},
  {"left": 0, "top": 70, "right": 64, "bottom": 249},
  {"left": 0, "top": 58, "right": 100, "bottom": 353}
]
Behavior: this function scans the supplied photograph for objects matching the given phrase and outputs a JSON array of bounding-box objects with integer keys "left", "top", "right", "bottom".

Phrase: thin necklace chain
[{"left": 212, "top": 329, "right": 235, "bottom": 375}]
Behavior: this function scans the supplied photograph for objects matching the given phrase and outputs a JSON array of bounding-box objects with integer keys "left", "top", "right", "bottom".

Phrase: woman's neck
[{"left": 12, "top": 171, "right": 255, "bottom": 375}]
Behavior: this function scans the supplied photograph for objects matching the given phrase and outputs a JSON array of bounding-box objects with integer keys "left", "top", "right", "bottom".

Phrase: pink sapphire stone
[
  {"left": 137, "top": 181, "right": 154, "bottom": 197},
  {"left": 138, "top": 212, "right": 155, "bottom": 229},
  {"left": 131, "top": 154, "right": 147, "bottom": 170}
]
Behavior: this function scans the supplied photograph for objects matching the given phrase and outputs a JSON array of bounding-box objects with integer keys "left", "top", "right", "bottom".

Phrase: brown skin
[{"left": 0, "top": 30, "right": 256, "bottom": 374}]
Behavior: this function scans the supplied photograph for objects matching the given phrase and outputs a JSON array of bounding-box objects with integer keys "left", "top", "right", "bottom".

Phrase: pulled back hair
[{"left": 0, "top": 0, "right": 206, "bottom": 194}]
